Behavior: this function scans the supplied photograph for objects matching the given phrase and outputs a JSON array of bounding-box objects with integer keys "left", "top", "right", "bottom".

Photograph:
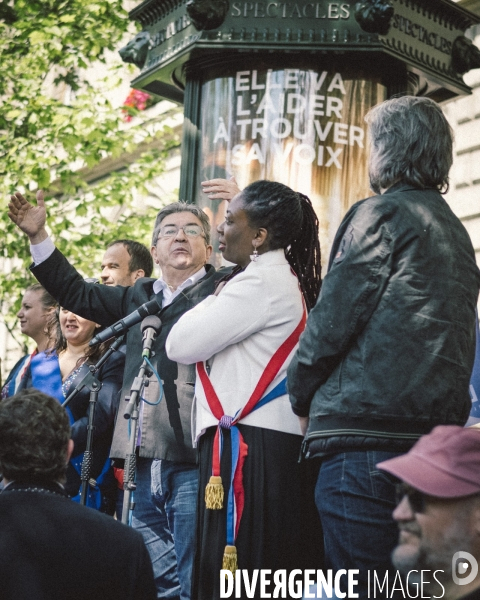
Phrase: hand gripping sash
[{"left": 196, "top": 307, "right": 306, "bottom": 575}]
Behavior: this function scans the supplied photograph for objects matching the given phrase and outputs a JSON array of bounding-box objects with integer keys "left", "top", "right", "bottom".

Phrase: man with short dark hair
[
  {"left": 378, "top": 425, "right": 480, "bottom": 600},
  {"left": 7, "top": 195, "right": 226, "bottom": 600},
  {"left": 99, "top": 239, "right": 154, "bottom": 516},
  {"left": 287, "top": 96, "right": 480, "bottom": 598},
  {"left": 101, "top": 239, "right": 154, "bottom": 286},
  {"left": 0, "top": 388, "right": 156, "bottom": 600}
]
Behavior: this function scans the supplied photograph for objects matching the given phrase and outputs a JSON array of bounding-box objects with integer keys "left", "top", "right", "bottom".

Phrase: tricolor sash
[
  {"left": 196, "top": 307, "right": 306, "bottom": 574},
  {"left": 1, "top": 351, "right": 37, "bottom": 399}
]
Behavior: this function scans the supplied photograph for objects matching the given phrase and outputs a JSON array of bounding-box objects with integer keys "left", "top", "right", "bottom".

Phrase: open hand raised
[
  {"left": 8, "top": 190, "right": 48, "bottom": 243},
  {"left": 201, "top": 176, "right": 241, "bottom": 201}
]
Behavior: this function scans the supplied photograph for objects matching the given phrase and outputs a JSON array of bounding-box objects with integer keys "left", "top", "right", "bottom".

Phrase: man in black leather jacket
[{"left": 288, "top": 96, "right": 480, "bottom": 598}]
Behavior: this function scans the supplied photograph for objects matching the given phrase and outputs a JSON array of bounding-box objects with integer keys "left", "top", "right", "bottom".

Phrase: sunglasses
[{"left": 395, "top": 483, "right": 426, "bottom": 513}]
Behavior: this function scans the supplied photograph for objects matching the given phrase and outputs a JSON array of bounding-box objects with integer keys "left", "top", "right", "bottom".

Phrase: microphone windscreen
[{"left": 141, "top": 315, "right": 162, "bottom": 334}]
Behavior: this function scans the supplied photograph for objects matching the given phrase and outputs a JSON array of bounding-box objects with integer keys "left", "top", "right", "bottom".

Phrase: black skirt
[{"left": 193, "top": 424, "right": 324, "bottom": 600}]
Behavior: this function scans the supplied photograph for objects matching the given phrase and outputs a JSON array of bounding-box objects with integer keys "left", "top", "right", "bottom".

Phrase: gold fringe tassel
[
  {"left": 205, "top": 475, "right": 224, "bottom": 509},
  {"left": 222, "top": 545, "right": 238, "bottom": 575}
]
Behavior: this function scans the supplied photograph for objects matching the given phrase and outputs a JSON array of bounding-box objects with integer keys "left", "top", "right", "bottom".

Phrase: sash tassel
[{"left": 205, "top": 475, "right": 224, "bottom": 509}]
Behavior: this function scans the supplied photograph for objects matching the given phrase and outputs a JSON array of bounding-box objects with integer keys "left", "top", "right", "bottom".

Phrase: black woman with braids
[{"left": 167, "top": 179, "right": 324, "bottom": 599}]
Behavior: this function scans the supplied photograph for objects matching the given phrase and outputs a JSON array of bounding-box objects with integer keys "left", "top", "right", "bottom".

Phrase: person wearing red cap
[{"left": 378, "top": 425, "right": 480, "bottom": 600}]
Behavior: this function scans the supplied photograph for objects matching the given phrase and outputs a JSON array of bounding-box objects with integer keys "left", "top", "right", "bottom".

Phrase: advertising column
[{"left": 196, "top": 65, "right": 386, "bottom": 265}]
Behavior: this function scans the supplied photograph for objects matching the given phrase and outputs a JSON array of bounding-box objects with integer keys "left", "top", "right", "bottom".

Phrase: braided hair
[{"left": 240, "top": 180, "right": 322, "bottom": 311}]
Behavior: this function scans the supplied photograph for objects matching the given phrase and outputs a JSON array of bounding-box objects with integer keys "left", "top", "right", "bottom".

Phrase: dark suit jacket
[
  {"left": 0, "top": 481, "right": 156, "bottom": 600},
  {"left": 32, "top": 249, "right": 226, "bottom": 462}
]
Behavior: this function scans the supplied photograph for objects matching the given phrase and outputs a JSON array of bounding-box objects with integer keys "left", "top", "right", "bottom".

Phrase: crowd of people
[{"left": 1, "top": 94, "right": 480, "bottom": 600}]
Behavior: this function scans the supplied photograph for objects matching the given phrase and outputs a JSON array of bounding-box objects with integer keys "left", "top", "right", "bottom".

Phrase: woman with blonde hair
[{"left": 1, "top": 283, "right": 57, "bottom": 398}]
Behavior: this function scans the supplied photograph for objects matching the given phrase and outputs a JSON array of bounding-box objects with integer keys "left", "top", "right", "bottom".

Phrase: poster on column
[{"left": 198, "top": 67, "right": 386, "bottom": 266}]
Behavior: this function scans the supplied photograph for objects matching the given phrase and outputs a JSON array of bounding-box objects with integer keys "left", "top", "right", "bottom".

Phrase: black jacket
[
  {"left": 288, "top": 183, "right": 480, "bottom": 457},
  {"left": 67, "top": 350, "right": 125, "bottom": 479},
  {"left": 31, "top": 249, "right": 226, "bottom": 463},
  {"left": 0, "top": 481, "right": 155, "bottom": 600}
]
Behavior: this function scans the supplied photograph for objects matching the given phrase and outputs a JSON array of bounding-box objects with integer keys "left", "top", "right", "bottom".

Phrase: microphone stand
[
  {"left": 120, "top": 353, "right": 153, "bottom": 525},
  {"left": 121, "top": 316, "right": 161, "bottom": 525},
  {"left": 63, "top": 335, "right": 125, "bottom": 506}
]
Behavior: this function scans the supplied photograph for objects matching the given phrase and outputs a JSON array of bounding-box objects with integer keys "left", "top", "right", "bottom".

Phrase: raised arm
[
  {"left": 201, "top": 177, "right": 241, "bottom": 201},
  {"left": 8, "top": 190, "right": 131, "bottom": 326},
  {"left": 8, "top": 190, "right": 49, "bottom": 244}
]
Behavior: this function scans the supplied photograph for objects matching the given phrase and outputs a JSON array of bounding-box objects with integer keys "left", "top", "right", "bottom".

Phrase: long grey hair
[{"left": 365, "top": 96, "right": 453, "bottom": 194}]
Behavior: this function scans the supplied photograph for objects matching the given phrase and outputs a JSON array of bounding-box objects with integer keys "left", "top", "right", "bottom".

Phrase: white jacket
[{"left": 166, "top": 249, "right": 304, "bottom": 441}]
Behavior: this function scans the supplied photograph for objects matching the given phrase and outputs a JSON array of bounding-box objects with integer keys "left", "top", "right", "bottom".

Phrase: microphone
[
  {"left": 141, "top": 315, "right": 162, "bottom": 358},
  {"left": 89, "top": 297, "right": 162, "bottom": 346},
  {"left": 123, "top": 315, "right": 162, "bottom": 420}
]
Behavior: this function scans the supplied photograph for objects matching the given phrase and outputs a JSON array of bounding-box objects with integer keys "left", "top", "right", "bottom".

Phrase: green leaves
[
  {"left": 29, "top": 31, "right": 48, "bottom": 45},
  {"left": 31, "top": 168, "right": 51, "bottom": 189},
  {"left": 0, "top": 0, "right": 182, "bottom": 344}
]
